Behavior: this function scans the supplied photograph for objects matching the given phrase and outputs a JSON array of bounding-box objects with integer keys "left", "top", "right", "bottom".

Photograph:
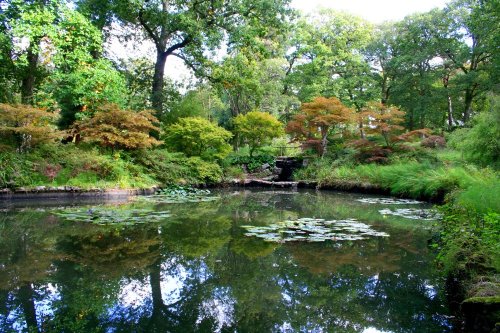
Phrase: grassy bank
[
  {"left": 294, "top": 149, "right": 500, "bottom": 330},
  {"left": 0, "top": 144, "right": 224, "bottom": 190}
]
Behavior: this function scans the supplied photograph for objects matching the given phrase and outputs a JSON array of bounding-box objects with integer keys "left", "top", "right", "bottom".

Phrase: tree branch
[
  {"left": 138, "top": 9, "right": 160, "bottom": 47},
  {"left": 164, "top": 36, "right": 192, "bottom": 56}
]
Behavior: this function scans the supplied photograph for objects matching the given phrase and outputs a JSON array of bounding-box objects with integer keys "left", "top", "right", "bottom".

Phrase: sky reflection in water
[{"left": 0, "top": 189, "right": 452, "bottom": 332}]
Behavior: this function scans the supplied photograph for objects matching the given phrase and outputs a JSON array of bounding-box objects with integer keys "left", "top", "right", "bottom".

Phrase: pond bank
[
  {"left": 0, "top": 186, "right": 159, "bottom": 200},
  {"left": 0, "top": 178, "right": 441, "bottom": 202}
]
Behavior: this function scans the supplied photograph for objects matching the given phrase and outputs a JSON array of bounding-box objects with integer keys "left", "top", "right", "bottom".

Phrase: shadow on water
[{"left": 0, "top": 189, "right": 453, "bottom": 332}]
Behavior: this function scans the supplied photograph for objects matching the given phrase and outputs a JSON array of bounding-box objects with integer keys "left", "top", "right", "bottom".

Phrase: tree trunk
[
  {"left": 320, "top": 131, "right": 328, "bottom": 157},
  {"left": 149, "top": 261, "right": 164, "bottom": 314},
  {"left": 18, "top": 283, "right": 39, "bottom": 333},
  {"left": 447, "top": 94, "right": 455, "bottom": 128},
  {"left": 358, "top": 121, "right": 365, "bottom": 139},
  {"left": 151, "top": 51, "right": 168, "bottom": 114},
  {"left": 464, "top": 88, "right": 474, "bottom": 123},
  {"left": 381, "top": 74, "right": 390, "bottom": 105},
  {"left": 21, "top": 47, "right": 38, "bottom": 105}
]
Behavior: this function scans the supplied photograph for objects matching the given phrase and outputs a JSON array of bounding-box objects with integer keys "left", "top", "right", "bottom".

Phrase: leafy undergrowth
[{"left": 0, "top": 145, "right": 224, "bottom": 189}]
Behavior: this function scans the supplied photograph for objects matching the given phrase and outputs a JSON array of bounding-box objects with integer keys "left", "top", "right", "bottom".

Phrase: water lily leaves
[
  {"left": 357, "top": 198, "right": 423, "bottom": 205},
  {"left": 54, "top": 207, "right": 171, "bottom": 225},
  {"left": 378, "top": 208, "right": 441, "bottom": 220},
  {"left": 241, "top": 217, "right": 389, "bottom": 243},
  {"left": 133, "top": 187, "right": 220, "bottom": 204}
]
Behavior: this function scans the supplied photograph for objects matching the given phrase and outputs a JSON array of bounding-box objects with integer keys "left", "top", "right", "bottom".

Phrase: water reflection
[{"left": 0, "top": 189, "right": 451, "bottom": 332}]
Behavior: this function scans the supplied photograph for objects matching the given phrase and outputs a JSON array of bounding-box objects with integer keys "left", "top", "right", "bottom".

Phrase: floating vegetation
[
  {"left": 134, "top": 186, "right": 219, "bottom": 204},
  {"left": 379, "top": 208, "right": 441, "bottom": 220},
  {"left": 357, "top": 197, "right": 423, "bottom": 205},
  {"left": 241, "top": 218, "right": 389, "bottom": 243},
  {"left": 54, "top": 207, "right": 171, "bottom": 225}
]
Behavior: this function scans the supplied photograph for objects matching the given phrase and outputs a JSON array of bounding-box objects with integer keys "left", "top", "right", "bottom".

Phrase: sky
[{"left": 291, "top": 0, "right": 450, "bottom": 23}]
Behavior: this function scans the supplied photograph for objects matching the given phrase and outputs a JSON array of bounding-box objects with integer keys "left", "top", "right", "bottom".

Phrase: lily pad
[
  {"left": 241, "top": 217, "right": 389, "bottom": 243},
  {"left": 54, "top": 207, "right": 171, "bottom": 225},
  {"left": 133, "top": 186, "right": 220, "bottom": 204},
  {"left": 357, "top": 198, "right": 423, "bottom": 205},
  {"left": 379, "top": 208, "right": 441, "bottom": 220}
]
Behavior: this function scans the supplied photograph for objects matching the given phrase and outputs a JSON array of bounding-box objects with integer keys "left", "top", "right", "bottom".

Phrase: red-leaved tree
[{"left": 286, "top": 97, "right": 354, "bottom": 156}]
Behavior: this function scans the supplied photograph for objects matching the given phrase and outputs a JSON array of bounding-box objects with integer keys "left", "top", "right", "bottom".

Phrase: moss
[{"left": 463, "top": 296, "right": 500, "bottom": 305}]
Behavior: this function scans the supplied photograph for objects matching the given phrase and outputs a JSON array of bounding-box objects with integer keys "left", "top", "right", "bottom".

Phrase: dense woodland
[{"left": 0, "top": 0, "right": 499, "bottom": 328}]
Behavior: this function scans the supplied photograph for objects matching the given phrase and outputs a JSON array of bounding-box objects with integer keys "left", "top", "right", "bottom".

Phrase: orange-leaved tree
[
  {"left": 359, "top": 102, "right": 406, "bottom": 147},
  {"left": 0, "top": 103, "right": 62, "bottom": 152},
  {"left": 76, "top": 104, "right": 162, "bottom": 151},
  {"left": 286, "top": 97, "right": 354, "bottom": 156}
]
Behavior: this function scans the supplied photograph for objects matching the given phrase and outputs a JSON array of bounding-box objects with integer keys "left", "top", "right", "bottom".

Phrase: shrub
[
  {"left": 134, "top": 149, "right": 222, "bottom": 184},
  {"left": 0, "top": 103, "right": 62, "bottom": 152},
  {"left": 233, "top": 111, "right": 284, "bottom": 156},
  {"left": 421, "top": 135, "right": 446, "bottom": 149},
  {"left": 164, "top": 117, "right": 232, "bottom": 161},
  {"left": 226, "top": 153, "right": 275, "bottom": 173},
  {"left": 447, "top": 108, "right": 500, "bottom": 169},
  {"left": 76, "top": 104, "right": 162, "bottom": 151}
]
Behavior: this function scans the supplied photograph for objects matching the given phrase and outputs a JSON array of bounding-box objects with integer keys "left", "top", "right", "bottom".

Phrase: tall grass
[{"left": 296, "top": 159, "right": 497, "bottom": 200}]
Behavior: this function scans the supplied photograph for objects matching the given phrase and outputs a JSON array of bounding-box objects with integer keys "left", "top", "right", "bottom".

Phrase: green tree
[
  {"left": 3, "top": 0, "right": 60, "bottom": 104},
  {"left": 286, "top": 11, "right": 376, "bottom": 106},
  {"left": 448, "top": 93, "right": 500, "bottom": 169},
  {"left": 164, "top": 117, "right": 232, "bottom": 161},
  {"left": 76, "top": 104, "right": 162, "bottom": 151},
  {"left": 164, "top": 85, "right": 225, "bottom": 125},
  {"left": 233, "top": 111, "right": 284, "bottom": 156},
  {"left": 50, "top": 59, "right": 128, "bottom": 128},
  {"left": 76, "top": 0, "right": 292, "bottom": 114}
]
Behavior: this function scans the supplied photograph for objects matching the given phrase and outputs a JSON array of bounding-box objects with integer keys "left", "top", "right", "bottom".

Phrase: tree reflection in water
[{"left": 0, "top": 190, "right": 452, "bottom": 332}]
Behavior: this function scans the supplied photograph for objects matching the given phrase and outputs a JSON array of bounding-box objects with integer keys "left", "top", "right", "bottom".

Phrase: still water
[{"left": 0, "top": 189, "right": 452, "bottom": 332}]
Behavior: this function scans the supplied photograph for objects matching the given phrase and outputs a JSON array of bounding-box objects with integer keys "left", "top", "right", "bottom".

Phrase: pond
[{"left": 0, "top": 189, "right": 452, "bottom": 332}]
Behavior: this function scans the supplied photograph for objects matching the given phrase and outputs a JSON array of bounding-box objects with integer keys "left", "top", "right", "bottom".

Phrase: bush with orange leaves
[
  {"left": 286, "top": 97, "right": 355, "bottom": 156},
  {"left": 0, "top": 103, "right": 62, "bottom": 152},
  {"left": 358, "top": 102, "right": 406, "bottom": 147},
  {"left": 75, "top": 104, "right": 162, "bottom": 151}
]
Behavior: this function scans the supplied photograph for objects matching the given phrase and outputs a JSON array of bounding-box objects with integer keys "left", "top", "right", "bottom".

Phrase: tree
[
  {"left": 164, "top": 117, "right": 232, "bottom": 161},
  {"left": 50, "top": 59, "right": 128, "bottom": 128},
  {"left": 0, "top": 103, "right": 61, "bottom": 151},
  {"left": 164, "top": 85, "right": 225, "bottom": 125},
  {"left": 359, "top": 102, "right": 406, "bottom": 147},
  {"left": 76, "top": 0, "right": 292, "bottom": 114},
  {"left": 286, "top": 97, "right": 354, "bottom": 156},
  {"left": 76, "top": 104, "right": 162, "bottom": 151},
  {"left": 233, "top": 111, "right": 284, "bottom": 156},
  {"left": 433, "top": 0, "right": 496, "bottom": 123},
  {"left": 286, "top": 11, "right": 376, "bottom": 105}
]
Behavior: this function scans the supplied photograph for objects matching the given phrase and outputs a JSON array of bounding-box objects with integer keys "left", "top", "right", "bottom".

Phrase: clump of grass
[{"left": 295, "top": 159, "right": 497, "bottom": 201}]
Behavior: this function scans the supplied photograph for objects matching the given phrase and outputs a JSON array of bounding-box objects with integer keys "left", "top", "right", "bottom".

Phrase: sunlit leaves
[
  {"left": 233, "top": 111, "right": 284, "bottom": 156},
  {"left": 164, "top": 117, "right": 233, "bottom": 161},
  {"left": 0, "top": 103, "right": 62, "bottom": 151},
  {"left": 76, "top": 104, "right": 162, "bottom": 150}
]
